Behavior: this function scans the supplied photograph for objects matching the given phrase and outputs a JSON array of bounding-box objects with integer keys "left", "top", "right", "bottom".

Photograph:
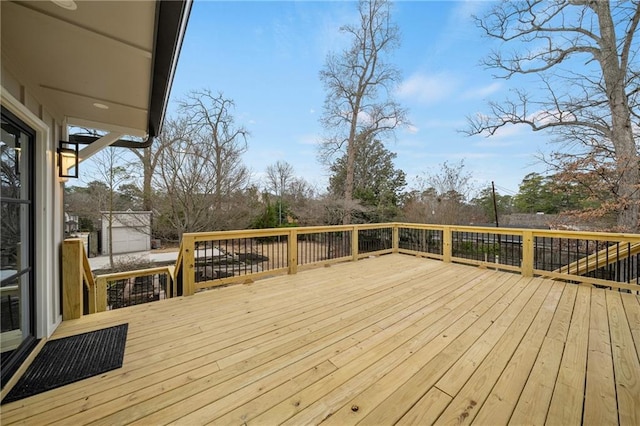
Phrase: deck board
[
  {"left": 1, "top": 254, "right": 638, "bottom": 425},
  {"left": 583, "top": 289, "right": 617, "bottom": 425},
  {"left": 607, "top": 291, "right": 640, "bottom": 425},
  {"left": 472, "top": 281, "right": 565, "bottom": 425}
]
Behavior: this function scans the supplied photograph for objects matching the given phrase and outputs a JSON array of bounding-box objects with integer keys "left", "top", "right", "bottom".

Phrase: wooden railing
[
  {"left": 94, "top": 266, "right": 175, "bottom": 311},
  {"left": 180, "top": 224, "right": 639, "bottom": 294},
  {"left": 179, "top": 224, "right": 397, "bottom": 295},
  {"left": 62, "top": 224, "right": 639, "bottom": 319},
  {"left": 395, "top": 224, "right": 640, "bottom": 291},
  {"left": 553, "top": 242, "right": 640, "bottom": 276},
  {"left": 62, "top": 239, "right": 96, "bottom": 320},
  {"left": 62, "top": 239, "right": 178, "bottom": 319}
]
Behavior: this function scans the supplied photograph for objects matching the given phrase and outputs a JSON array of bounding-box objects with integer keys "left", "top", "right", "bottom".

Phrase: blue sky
[{"left": 166, "top": 0, "right": 553, "bottom": 197}]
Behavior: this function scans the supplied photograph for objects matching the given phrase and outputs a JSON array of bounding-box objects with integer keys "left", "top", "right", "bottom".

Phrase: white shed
[{"left": 101, "top": 211, "right": 152, "bottom": 255}]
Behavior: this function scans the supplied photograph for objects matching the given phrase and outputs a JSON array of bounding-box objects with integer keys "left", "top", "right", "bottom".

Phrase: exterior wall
[
  {"left": 1, "top": 64, "right": 65, "bottom": 339},
  {"left": 101, "top": 212, "right": 152, "bottom": 255}
]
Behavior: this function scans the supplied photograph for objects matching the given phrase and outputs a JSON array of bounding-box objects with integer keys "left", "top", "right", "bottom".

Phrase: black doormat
[{"left": 2, "top": 323, "right": 128, "bottom": 404}]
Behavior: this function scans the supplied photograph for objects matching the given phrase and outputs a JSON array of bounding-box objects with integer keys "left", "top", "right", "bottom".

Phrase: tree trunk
[
  {"left": 108, "top": 193, "right": 114, "bottom": 268},
  {"left": 597, "top": 1, "right": 639, "bottom": 232},
  {"left": 142, "top": 147, "right": 152, "bottom": 211},
  {"left": 343, "top": 141, "right": 356, "bottom": 225},
  {"left": 343, "top": 113, "right": 362, "bottom": 225},
  {"left": 616, "top": 156, "right": 640, "bottom": 232}
]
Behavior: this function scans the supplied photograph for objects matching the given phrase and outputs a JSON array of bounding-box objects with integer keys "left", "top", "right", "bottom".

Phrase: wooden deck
[{"left": 2, "top": 254, "right": 639, "bottom": 425}]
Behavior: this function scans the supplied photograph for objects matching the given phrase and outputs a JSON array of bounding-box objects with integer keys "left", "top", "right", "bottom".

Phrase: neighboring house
[
  {"left": 0, "top": 0, "right": 191, "bottom": 387},
  {"left": 101, "top": 211, "right": 152, "bottom": 255},
  {"left": 502, "top": 213, "right": 615, "bottom": 231},
  {"left": 501, "top": 213, "right": 556, "bottom": 230},
  {"left": 64, "top": 212, "right": 79, "bottom": 235}
]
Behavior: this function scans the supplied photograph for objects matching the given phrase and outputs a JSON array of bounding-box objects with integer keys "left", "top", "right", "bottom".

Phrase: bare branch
[{"left": 468, "top": 0, "right": 640, "bottom": 231}]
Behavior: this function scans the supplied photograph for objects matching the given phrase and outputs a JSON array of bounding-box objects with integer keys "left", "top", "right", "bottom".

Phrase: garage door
[{"left": 110, "top": 227, "right": 149, "bottom": 254}]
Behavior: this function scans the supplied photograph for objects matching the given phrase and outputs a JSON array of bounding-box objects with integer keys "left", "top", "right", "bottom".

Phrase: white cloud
[
  {"left": 297, "top": 133, "right": 320, "bottom": 146},
  {"left": 405, "top": 124, "right": 419, "bottom": 134},
  {"left": 491, "top": 124, "right": 528, "bottom": 139},
  {"left": 397, "top": 72, "right": 459, "bottom": 104},
  {"left": 440, "top": 152, "right": 497, "bottom": 160},
  {"left": 473, "top": 138, "right": 518, "bottom": 148},
  {"left": 461, "top": 82, "right": 502, "bottom": 100},
  {"left": 450, "top": 0, "right": 488, "bottom": 23},
  {"left": 525, "top": 109, "right": 576, "bottom": 127},
  {"left": 422, "top": 118, "right": 467, "bottom": 129},
  {"left": 396, "top": 138, "right": 427, "bottom": 149},
  {"left": 433, "top": 0, "right": 492, "bottom": 52},
  {"left": 314, "top": 4, "right": 357, "bottom": 57}
]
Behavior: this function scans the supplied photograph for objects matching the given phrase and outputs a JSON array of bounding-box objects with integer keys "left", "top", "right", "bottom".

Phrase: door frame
[
  {"left": 1, "top": 90, "right": 61, "bottom": 390},
  {"left": 1, "top": 106, "right": 37, "bottom": 386}
]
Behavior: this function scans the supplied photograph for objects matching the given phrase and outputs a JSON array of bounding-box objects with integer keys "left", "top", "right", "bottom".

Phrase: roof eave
[{"left": 147, "top": 0, "right": 192, "bottom": 142}]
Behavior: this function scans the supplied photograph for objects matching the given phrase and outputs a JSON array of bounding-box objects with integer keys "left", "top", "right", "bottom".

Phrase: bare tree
[
  {"left": 423, "top": 160, "right": 475, "bottom": 201},
  {"left": 90, "top": 147, "right": 136, "bottom": 267},
  {"left": 467, "top": 0, "right": 640, "bottom": 232},
  {"left": 180, "top": 89, "right": 250, "bottom": 215},
  {"left": 264, "top": 161, "right": 295, "bottom": 226},
  {"left": 265, "top": 161, "right": 295, "bottom": 195},
  {"left": 152, "top": 92, "right": 251, "bottom": 237},
  {"left": 319, "top": 0, "right": 407, "bottom": 224},
  {"left": 404, "top": 160, "right": 475, "bottom": 225},
  {"left": 129, "top": 118, "right": 187, "bottom": 211}
]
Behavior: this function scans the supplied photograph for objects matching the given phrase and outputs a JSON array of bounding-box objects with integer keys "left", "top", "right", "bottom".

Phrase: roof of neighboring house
[
  {"left": 501, "top": 213, "right": 615, "bottom": 231},
  {"left": 500, "top": 213, "right": 555, "bottom": 230},
  {"left": 1, "top": 0, "right": 191, "bottom": 144}
]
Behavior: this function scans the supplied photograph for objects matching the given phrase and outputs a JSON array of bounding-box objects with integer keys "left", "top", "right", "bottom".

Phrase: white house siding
[{"left": 1, "top": 64, "right": 65, "bottom": 339}]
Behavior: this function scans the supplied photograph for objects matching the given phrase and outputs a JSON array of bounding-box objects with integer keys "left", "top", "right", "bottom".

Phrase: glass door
[{"left": 1, "top": 107, "right": 36, "bottom": 386}]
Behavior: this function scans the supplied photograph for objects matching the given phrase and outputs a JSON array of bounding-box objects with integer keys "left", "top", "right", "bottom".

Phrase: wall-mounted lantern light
[{"left": 58, "top": 140, "right": 79, "bottom": 178}]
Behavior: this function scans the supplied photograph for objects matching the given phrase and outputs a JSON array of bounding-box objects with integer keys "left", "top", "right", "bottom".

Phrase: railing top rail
[
  {"left": 353, "top": 223, "right": 395, "bottom": 230},
  {"left": 393, "top": 223, "right": 640, "bottom": 242},
  {"left": 184, "top": 223, "right": 396, "bottom": 240},
  {"left": 527, "top": 228, "right": 640, "bottom": 242},
  {"left": 174, "top": 242, "right": 184, "bottom": 273},
  {"left": 184, "top": 228, "right": 292, "bottom": 241},
  {"left": 95, "top": 266, "right": 174, "bottom": 282},
  {"left": 81, "top": 244, "right": 96, "bottom": 289},
  {"left": 395, "top": 223, "right": 447, "bottom": 231},
  {"left": 183, "top": 223, "right": 640, "bottom": 243}
]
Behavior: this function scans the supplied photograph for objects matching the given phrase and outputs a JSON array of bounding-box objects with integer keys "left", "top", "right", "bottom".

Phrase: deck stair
[{"left": 553, "top": 242, "right": 640, "bottom": 276}]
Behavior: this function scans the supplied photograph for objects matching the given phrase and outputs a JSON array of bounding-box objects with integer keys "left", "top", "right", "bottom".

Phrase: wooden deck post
[
  {"left": 166, "top": 266, "right": 177, "bottom": 298},
  {"left": 87, "top": 282, "right": 97, "bottom": 314},
  {"left": 522, "top": 231, "right": 534, "bottom": 277},
  {"left": 95, "top": 277, "right": 108, "bottom": 312},
  {"left": 352, "top": 226, "right": 359, "bottom": 261},
  {"left": 62, "top": 239, "right": 83, "bottom": 320},
  {"left": 182, "top": 235, "right": 196, "bottom": 296},
  {"left": 392, "top": 224, "right": 399, "bottom": 253},
  {"left": 80, "top": 244, "right": 99, "bottom": 313},
  {"left": 288, "top": 229, "right": 298, "bottom": 275},
  {"left": 443, "top": 227, "right": 452, "bottom": 263}
]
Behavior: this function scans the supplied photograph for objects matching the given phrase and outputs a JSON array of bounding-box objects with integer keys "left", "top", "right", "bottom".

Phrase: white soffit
[{"left": 1, "top": 0, "right": 156, "bottom": 136}]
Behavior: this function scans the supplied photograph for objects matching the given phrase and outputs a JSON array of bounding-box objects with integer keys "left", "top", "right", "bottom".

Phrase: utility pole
[
  {"left": 491, "top": 181, "right": 501, "bottom": 265},
  {"left": 279, "top": 175, "right": 284, "bottom": 226},
  {"left": 491, "top": 181, "right": 499, "bottom": 227}
]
